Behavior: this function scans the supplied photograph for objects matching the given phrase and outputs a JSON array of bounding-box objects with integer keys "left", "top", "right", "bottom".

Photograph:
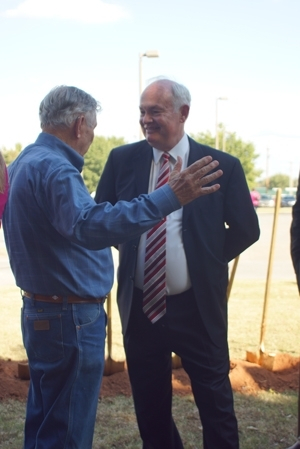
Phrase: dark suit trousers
[{"left": 124, "top": 288, "right": 239, "bottom": 449}]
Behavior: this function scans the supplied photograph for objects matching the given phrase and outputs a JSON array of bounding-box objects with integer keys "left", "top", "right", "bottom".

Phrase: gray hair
[
  {"left": 39, "top": 85, "right": 101, "bottom": 129},
  {"left": 146, "top": 77, "right": 191, "bottom": 111}
]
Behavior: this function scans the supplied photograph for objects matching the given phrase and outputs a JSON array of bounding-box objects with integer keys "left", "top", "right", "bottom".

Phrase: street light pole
[
  {"left": 215, "top": 97, "right": 228, "bottom": 150},
  {"left": 222, "top": 129, "right": 227, "bottom": 152},
  {"left": 265, "top": 148, "right": 270, "bottom": 191},
  {"left": 139, "top": 50, "right": 159, "bottom": 139}
]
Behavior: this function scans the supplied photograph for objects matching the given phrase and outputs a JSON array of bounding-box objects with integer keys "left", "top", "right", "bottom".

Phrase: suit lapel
[
  {"left": 132, "top": 142, "right": 153, "bottom": 195},
  {"left": 187, "top": 137, "right": 204, "bottom": 165},
  {"left": 183, "top": 138, "right": 204, "bottom": 224}
]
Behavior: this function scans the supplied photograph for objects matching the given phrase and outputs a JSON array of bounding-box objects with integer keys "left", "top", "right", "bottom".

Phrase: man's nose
[{"left": 141, "top": 112, "right": 152, "bottom": 124}]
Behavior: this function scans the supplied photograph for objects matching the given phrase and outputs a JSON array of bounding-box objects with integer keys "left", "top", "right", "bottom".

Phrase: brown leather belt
[{"left": 22, "top": 291, "right": 106, "bottom": 304}]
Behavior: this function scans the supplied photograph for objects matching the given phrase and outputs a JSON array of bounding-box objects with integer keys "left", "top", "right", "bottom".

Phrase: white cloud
[{"left": 3, "top": 0, "right": 129, "bottom": 23}]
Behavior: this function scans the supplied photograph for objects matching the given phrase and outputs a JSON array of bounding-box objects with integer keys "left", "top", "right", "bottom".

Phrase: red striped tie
[{"left": 143, "top": 153, "right": 170, "bottom": 323}]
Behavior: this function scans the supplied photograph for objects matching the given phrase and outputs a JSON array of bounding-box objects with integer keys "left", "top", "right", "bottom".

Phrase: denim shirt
[{"left": 3, "top": 132, "right": 180, "bottom": 298}]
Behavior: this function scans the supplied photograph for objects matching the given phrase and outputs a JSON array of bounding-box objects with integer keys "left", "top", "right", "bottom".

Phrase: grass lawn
[{"left": 0, "top": 278, "right": 300, "bottom": 448}]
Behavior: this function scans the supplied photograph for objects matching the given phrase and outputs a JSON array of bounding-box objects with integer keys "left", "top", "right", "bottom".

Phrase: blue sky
[{"left": 0, "top": 0, "right": 299, "bottom": 180}]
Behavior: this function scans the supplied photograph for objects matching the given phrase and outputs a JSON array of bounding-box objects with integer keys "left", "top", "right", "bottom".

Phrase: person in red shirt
[
  {"left": 0, "top": 151, "right": 9, "bottom": 226},
  {"left": 250, "top": 188, "right": 260, "bottom": 209}
]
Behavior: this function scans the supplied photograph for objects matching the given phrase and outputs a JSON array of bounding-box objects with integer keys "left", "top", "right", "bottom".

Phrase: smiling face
[{"left": 139, "top": 81, "right": 189, "bottom": 151}]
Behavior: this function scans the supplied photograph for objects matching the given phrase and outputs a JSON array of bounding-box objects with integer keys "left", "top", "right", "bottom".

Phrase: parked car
[
  {"left": 258, "top": 194, "right": 275, "bottom": 207},
  {"left": 280, "top": 195, "right": 296, "bottom": 207}
]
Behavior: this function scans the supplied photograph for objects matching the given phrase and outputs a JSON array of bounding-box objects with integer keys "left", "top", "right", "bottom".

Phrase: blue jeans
[{"left": 21, "top": 296, "right": 107, "bottom": 449}]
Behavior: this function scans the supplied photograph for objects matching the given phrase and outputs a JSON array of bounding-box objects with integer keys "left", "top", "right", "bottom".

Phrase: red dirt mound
[{"left": 0, "top": 353, "right": 299, "bottom": 401}]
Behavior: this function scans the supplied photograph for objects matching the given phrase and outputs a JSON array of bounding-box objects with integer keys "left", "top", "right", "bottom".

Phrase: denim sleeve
[{"left": 45, "top": 164, "right": 181, "bottom": 250}]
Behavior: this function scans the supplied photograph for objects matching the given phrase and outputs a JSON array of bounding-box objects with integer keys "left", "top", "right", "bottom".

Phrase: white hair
[
  {"left": 39, "top": 85, "right": 101, "bottom": 129},
  {"left": 145, "top": 76, "right": 191, "bottom": 110}
]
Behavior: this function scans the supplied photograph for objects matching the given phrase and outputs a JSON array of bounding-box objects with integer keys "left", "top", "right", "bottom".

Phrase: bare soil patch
[{"left": 0, "top": 353, "right": 299, "bottom": 401}]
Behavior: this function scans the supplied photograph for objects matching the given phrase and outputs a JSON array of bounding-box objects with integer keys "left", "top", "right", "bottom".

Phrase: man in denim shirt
[{"left": 2, "top": 85, "right": 222, "bottom": 449}]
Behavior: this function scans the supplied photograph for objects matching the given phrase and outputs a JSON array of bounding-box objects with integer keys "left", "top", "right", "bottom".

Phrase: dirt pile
[{"left": 0, "top": 353, "right": 299, "bottom": 401}]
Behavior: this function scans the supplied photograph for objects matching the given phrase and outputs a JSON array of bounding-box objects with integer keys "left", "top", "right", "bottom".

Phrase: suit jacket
[
  {"left": 95, "top": 137, "right": 260, "bottom": 345},
  {"left": 291, "top": 171, "right": 300, "bottom": 291}
]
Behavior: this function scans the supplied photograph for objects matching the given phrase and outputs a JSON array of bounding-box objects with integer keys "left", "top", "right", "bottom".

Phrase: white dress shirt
[{"left": 135, "top": 134, "right": 192, "bottom": 295}]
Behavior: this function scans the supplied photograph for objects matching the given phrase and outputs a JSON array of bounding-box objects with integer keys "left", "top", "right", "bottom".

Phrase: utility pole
[{"left": 289, "top": 161, "right": 293, "bottom": 189}]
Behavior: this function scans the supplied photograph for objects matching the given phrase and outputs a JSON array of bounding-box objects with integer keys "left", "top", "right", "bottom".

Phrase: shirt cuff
[{"left": 149, "top": 184, "right": 181, "bottom": 217}]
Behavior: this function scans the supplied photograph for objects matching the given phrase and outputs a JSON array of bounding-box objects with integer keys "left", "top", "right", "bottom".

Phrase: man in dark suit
[
  {"left": 291, "top": 172, "right": 300, "bottom": 293},
  {"left": 95, "top": 78, "right": 260, "bottom": 449},
  {"left": 288, "top": 173, "right": 300, "bottom": 449}
]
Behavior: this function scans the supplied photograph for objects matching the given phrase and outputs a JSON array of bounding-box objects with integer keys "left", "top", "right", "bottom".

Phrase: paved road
[
  {"left": 231, "top": 209, "right": 295, "bottom": 280},
  {"left": 0, "top": 208, "right": 296, "bottom": 289}
]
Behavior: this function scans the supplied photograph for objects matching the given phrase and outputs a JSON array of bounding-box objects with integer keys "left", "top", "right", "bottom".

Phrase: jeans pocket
[
  {"left": 73, "top": 303, "right": 102, "bottom": 327},
  {"left": 23, "top": 311, "right": 64, "bottom": 362}
]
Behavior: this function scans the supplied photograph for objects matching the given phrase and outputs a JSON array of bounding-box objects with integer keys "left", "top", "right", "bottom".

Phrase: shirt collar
[
  {"left": 36, "top": 132, "right": 84, "bottom": 172},
  {"left": 152, "top": 134, "right": 189, "bottom": 165}
]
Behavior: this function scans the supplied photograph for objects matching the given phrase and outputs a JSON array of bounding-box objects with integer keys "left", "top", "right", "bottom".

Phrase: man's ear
[
  {"left": 179, "top": 105, "right": 190, "bottom": 123},
  {"left": 74, "top": 115, "right": 84, "bottom": 139}
]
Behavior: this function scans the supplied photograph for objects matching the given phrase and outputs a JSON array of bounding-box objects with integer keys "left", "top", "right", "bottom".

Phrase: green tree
[
  {"left": 1, "top": 143, "right": 22, "bottom": 164},
  {"left": 83, "top": 135, "right": 126, "bottom": 193},
  {"left": 268, "top": 174, "right": 290, "bottom": 189},
  {"left": 191, "top": 125, "right": 262, "bottom": 189}
]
